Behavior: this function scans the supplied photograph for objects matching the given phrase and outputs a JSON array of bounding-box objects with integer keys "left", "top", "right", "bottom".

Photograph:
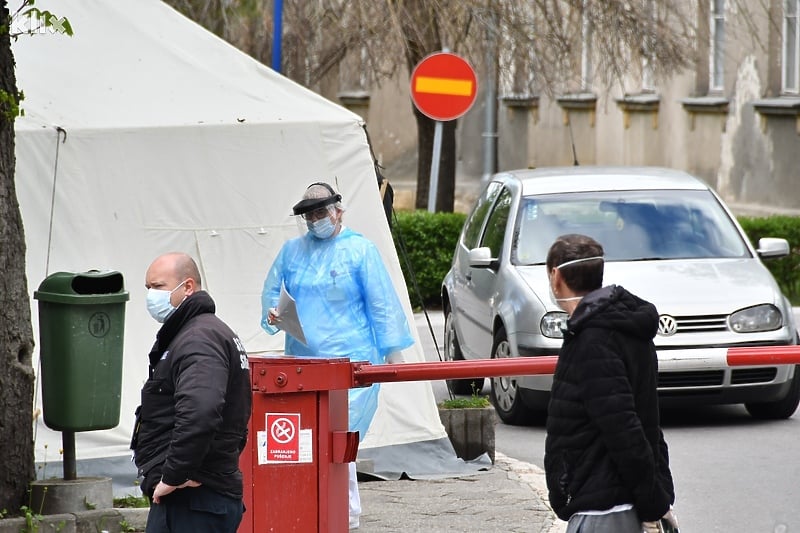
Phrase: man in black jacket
[
  {"left": 132, "top": 252, "right": 252, "bottom": 533},
  {"left": 543, "top": 234, "right": 678, "bottom": 533}
]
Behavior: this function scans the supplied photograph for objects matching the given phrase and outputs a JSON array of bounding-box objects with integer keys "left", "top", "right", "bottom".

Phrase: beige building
[{"left": 328, "top": 1, "right": 800, "bottom": 215}]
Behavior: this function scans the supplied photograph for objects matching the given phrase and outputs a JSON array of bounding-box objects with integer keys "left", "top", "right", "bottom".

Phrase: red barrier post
[
  {"left": 239, "top": 354, "right": 559, "bottom": 532},
  {"left": 240, "top": 356, "right": 358, "bottom": 533},
  {"left": 352, "top": 357, "right": 559, "bottom": 386},
  {"left": 727, "top": 345, "right": 800, "bottom": 367}
]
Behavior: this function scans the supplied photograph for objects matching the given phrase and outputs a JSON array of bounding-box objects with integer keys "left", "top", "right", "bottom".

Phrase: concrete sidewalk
[
  {"left": 0, "top": 454, "right": 564, "bottom": 533},
  {"left": 356, "top": 452, "right": 565, "bottom": 532}
]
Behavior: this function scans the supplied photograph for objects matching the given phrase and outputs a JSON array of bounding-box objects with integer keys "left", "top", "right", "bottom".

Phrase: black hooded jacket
[
  {"left": 544, "top": 285, "right": 674, "bottom": 522},
  {"left": 131, "top": 291, "right": 252, "bottom": 499}
]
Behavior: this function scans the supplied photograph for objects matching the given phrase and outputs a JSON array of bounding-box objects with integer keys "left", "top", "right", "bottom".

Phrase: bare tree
[
  {"left": 165, "top": 0, "right": 699, "bottom": 212},
  {"left": 0, "top": 0, "right": 36, "bottom": 513}
]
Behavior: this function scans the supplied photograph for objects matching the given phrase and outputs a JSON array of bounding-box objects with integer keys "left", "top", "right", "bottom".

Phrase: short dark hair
[{"left": 546, "top": 234, "right": 604, "bottom": 293}]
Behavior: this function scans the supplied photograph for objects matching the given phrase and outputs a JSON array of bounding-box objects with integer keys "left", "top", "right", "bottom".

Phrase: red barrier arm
[
  {"left": 727, "top": 346, "right": 800, "bottom": 367},
  {"left": 352, "top": 357, "right": 559, "bottom": 387}
]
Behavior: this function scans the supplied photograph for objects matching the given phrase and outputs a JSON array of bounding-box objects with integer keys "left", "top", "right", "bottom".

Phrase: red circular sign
[{"left": 410, "top": 52, "right": 478, "bottom": 121}]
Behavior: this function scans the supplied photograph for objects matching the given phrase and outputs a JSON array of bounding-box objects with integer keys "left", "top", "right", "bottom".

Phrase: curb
[
  {"left": 0, "top": 508, "right": 147, "bottom": 533},
  {"left": 494, "top": 452, "right": 566, "bottom": 533}
]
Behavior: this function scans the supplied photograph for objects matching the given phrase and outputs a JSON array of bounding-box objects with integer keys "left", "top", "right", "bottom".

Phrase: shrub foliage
[
  {"left": 738, "top": 216, "right": 800, "bottom": 303},
  {"left": 390, "top": 211, "right": 800, "bottom": 308},
  {"left": 391, "top": 210, "right": 466, "bottom": 308}
]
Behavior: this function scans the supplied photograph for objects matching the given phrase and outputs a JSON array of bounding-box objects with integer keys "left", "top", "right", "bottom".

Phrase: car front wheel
[
  {"left": 443, "top": 305, "right": 484, "bottom": 395},
  {"left": 490, "top": 326, "right": 534, "bottom": 425},
  {"left": 745, "top": 365, "right": 800, "bottom": 420}
]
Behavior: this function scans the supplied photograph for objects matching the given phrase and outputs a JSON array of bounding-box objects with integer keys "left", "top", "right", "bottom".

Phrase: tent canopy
[{"left": 13, "top": 0, "right": 466, "bottom": 492}]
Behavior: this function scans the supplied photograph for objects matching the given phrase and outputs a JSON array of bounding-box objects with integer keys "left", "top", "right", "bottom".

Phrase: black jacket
[
  {"left": 544, "top": 285, "right": 674, "bottom": 522},
  {"left": 131, "top": 291, "right": 252, "bottom": 499}
]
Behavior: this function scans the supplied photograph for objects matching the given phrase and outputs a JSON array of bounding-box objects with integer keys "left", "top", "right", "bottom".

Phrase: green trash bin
[{"left": 33, "top": 270, "right": 129, "bottom": 432}]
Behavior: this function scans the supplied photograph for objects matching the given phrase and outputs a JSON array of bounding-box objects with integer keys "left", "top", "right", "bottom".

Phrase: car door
[
  {"left": 451, "top": 182, "right": 502, "bottom": 357},
  {"left": 458, "top": 187, "right": 513, "bottom": 358}
]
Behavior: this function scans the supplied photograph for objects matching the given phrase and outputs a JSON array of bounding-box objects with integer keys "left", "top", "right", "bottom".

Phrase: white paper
[
  {"left": 298, "top": 429, "right": 313, "bottom": 463},
  {"left": 275, "top": 283, "right": 307, "bottom": 345}
]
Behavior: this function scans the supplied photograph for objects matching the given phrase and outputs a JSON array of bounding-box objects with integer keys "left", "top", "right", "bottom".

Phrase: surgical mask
[
  {"left": 548, "top": 255, "right": 603, "bottom": 308},
  {"left": 307, "top": 217, "right": 336, "bottom": 239},
  {"left": 146, "top": 279, "right": 188, "bottom": 323},
  {"left": 549, "top": 284, "right": 583, "bottom": 309},
  {"left": 548, "top": 282, "right": 582, "bottom": 311}
]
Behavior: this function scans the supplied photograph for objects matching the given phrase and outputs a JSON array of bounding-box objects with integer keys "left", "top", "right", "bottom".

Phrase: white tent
[{"left": 13, "top": 0, "right": 473, "bottom": 494}]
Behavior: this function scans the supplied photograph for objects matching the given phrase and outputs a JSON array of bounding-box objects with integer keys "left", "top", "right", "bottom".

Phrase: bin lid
[{"left": 33, "top": 270, "right": 130, "bottom": 304}]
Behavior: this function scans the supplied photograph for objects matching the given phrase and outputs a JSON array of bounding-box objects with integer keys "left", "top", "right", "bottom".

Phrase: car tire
[
  {"left": 745, "top": 365, "right": 800, "bottom": 420},
  {"left": 443, "top": 305, "right": 484, "bottom": 395},
  {"left": 489, "top": 326, "right": 534, "bottom": 425}
]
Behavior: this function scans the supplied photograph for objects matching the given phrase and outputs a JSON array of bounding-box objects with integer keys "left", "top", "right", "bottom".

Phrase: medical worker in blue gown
[{"left": 260, "top": 182, "right": 414, "bottom": 530}]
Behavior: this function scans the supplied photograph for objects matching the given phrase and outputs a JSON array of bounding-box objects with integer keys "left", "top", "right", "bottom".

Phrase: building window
[
  {"left": 642, "top": 0, "right": 655, "bottom": 91},
  {"left": 784, "top": 0, "right": 800, "bottom": 94},
  {"left": 580, "top": 0, "right": 593, "bottom": 91},
  {"left": 710, "top": 0, "right": 725, "bottom": 92}
]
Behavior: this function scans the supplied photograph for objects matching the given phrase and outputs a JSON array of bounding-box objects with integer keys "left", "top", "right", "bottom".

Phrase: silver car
[{"left": 441, "top": 166, "right": 800, "bottom": 424}]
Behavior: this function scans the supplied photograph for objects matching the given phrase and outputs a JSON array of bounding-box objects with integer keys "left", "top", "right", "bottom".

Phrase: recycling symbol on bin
[{"left": 88, "top": 312, "right": 111, "bottom": 338}]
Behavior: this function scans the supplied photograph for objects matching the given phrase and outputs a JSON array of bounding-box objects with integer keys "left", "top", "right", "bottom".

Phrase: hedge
[
  {"left": 391, "top": 210, "right": 466, "bottom": 308},
  {"left": 391, "top": 211, "right": 800, "bottom": 308},
  {"left": 738, "top": 216, "right": 800, "bottom": 303}
]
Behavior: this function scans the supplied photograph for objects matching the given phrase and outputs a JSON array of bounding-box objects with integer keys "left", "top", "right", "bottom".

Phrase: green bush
[
  {"left": 389, "top": 211, "right": 800, "bottom": 309},
  {"left": 391, "top": 210, "right": 466, "bottom": 309},
  {"left": 738, "top": 216, "right": 800, "bottom": 304}
]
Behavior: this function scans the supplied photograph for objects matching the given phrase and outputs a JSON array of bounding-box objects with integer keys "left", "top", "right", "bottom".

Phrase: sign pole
[{"left": 427, "top": 120, "right": 443, "bottom": 213}]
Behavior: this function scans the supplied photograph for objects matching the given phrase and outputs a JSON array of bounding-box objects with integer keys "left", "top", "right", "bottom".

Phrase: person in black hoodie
[
  {"left": 132, "top": 252, "right": 252, "bottom": 533},
  {"left": 543, "top": 234, "right": 678, "bottom": 533}
]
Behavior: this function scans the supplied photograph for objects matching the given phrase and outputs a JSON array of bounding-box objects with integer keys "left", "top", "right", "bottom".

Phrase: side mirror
[
  {"left": 756, "top": 237, "right": 790, "bottom": 259},
  {"left": 468, "top": 247, "right": 495, "bottom": 268}
]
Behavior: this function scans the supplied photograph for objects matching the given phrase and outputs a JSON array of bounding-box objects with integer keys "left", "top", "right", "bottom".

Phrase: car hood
[{"left": 518, "top": 258, "right": 785, "bottom": 316}]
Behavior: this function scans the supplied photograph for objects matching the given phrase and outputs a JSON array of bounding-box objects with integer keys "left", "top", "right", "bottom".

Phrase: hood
[
  {"left": 568, "top": 285, "right": 659, "bottom": 339},
  {"left": 517, "top": 258, "right": 785, "bottom": 316}
]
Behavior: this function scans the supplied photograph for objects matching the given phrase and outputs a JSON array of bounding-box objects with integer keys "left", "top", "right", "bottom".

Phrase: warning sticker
[{"left": 257, "top": 413, "right": 313, "bottom": 464}]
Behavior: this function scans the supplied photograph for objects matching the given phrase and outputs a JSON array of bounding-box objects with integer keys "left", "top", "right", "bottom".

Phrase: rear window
[{"left": 512, "top": 189, "right": 751, "bottom": 264}]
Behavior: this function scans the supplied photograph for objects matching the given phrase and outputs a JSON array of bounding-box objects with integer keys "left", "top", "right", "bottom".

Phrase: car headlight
[
  {"left": 729, "top": 304, "right": 783, "bottom": 333},
  {"left": 541, "top": 311, "right": 569, "bottom": 338}
]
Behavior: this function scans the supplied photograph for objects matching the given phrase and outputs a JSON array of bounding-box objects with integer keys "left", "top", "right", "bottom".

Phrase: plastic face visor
[
  {"left": 300, "top": 206, "right": 334, "bottom": 222},
  {"left": 292, "top": 193, "right": 341, "bottom": 217}
]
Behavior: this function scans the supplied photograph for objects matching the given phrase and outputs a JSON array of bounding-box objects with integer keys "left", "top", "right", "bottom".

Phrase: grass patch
[{"left": 113, "top": 495, "right": 149, "bottom": 508}]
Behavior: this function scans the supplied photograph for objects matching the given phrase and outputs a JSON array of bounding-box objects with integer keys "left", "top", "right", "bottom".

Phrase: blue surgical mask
[
  {"left": 146, "top": 279, "right": 188, "bottom": 323},
  {"left": 307, "top": 217, "right": 336, "bottom": 239}
]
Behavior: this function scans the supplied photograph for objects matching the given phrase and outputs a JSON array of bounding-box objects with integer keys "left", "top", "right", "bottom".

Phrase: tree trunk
[
  {"left": 413, "top": 105, "right": 456, "bottom": 213},
  {"left": 0, "top": 0, "right": 36, "bottom": 513}
]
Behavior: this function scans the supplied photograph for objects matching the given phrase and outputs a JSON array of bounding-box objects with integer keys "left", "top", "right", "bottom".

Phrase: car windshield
[{"left": 512, "top": 189, "right": 751, "bottom": 264}]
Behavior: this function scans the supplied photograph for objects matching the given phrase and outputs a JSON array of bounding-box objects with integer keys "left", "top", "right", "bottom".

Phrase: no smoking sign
[{"left": 265, "top": 413, "right": 300, "bottom": 462}]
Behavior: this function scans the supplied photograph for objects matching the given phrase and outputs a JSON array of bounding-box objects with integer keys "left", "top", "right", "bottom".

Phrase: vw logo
[{"left": 657, "top": 315, "right": 677, "bottom": 336}]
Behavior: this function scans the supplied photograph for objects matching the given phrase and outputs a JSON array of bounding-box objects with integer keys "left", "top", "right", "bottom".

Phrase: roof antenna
[{"left": 567, "top": 114, "right": 580, "bottom": 166}]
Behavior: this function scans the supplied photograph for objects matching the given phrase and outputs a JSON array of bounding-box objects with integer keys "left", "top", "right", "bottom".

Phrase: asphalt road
[{"left": 415, "top": 308, "right": 800, "bottom": 533}]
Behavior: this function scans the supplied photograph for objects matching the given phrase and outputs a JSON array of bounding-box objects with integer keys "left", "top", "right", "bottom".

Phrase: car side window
[
  {"left": 462, "top": 181, "right": 502, "bottom": 249},
  {"left": 481, "top": 188, "right": 512, "bottom": 258}
]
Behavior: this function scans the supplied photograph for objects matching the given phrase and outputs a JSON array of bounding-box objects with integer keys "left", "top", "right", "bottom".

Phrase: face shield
[{"left": 292, "top": 182, "right": 343, "bottom": 236}]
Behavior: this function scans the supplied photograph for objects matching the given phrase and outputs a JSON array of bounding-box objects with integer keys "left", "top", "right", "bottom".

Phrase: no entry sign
[{"left": 410, "top": 52, "right": 478, "bottom": 121}]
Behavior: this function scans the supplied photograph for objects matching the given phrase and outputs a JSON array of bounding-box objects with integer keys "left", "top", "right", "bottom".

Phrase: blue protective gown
[{"left": 261, "top": 226, "right": 414, "bottom": 440}]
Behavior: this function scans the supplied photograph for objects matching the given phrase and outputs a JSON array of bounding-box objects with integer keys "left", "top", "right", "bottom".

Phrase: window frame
[
  {"left": 580, "top": 0, "right": 593, "bottom": 91},
  {"left": 710, "top": 0, "right": 726, "bottom": 92},
  {"left": 783, "top": 0, "right": 800, "bottom": 94}
]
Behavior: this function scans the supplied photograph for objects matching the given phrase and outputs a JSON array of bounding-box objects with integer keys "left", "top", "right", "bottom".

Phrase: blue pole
[{"left": 272, "top": 0, "right": 283, "bottom": 72}]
